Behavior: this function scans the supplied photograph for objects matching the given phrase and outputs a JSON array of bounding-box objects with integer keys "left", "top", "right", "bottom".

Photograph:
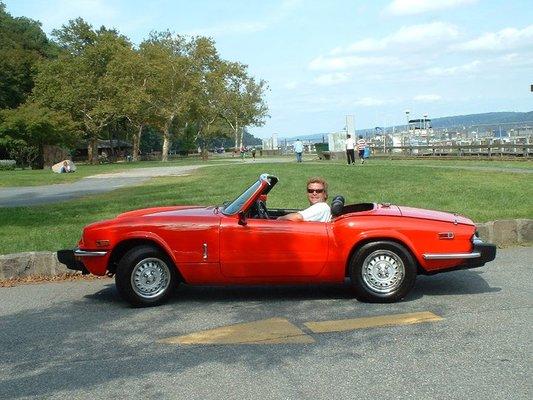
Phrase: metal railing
[{"left": 370, "top": 144, "right": 532, "bottom": 158}]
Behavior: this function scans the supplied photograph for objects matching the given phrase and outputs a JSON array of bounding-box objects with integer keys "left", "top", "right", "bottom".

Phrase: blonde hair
[{"left": 306, "top": 177, "right": 328, "bottom": 199}]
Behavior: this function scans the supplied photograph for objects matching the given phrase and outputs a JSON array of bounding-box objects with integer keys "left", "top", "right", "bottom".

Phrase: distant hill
[
  {"left": 429, "top": 111, "right": 533, "bottom": 128},
  {"left": 280, "top": 111, "right": 533, "bottom": 141}
]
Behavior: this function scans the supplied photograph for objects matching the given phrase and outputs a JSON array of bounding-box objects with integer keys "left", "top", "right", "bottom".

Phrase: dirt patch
[{"left": 0, "top": 272, "right": 112, "bottom": 288}]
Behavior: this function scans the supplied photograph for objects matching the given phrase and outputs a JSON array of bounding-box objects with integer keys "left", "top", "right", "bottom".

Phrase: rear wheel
[
  {"left": 116, "top": 245, "right": 178, "bottom": 307},
  {"left": 350, "top": 241, "right": 416, "bottom": 302}
]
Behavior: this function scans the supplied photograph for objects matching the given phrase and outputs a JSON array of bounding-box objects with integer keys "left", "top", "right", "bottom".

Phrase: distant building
[
  {"left": 328, "top": 131, "right": 347, "bottom": 152},
  {"left": 262, "top": 133, "right": 279, "bottom": 150}
]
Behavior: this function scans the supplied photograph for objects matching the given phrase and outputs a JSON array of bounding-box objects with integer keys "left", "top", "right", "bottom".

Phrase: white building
[
  {"left": 328, "top": 131, "right": 347, "bottom": 152},
  {"left": 262, "top": 133, "right": 279, "bottom": 150}
]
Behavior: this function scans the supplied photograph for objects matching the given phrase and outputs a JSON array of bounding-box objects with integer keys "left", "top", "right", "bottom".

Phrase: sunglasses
[{"left": 307, "top": 188, "right": 324, "bottom": 194}]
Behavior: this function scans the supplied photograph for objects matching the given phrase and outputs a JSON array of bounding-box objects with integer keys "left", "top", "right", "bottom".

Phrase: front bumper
[{"left": 57, "top": 248, "right": 108, "bottom": 274}]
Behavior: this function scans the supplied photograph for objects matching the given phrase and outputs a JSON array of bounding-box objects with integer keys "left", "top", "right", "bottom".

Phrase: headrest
[{"left": 331, "top": 195, "right": 345, "bottom": 217}]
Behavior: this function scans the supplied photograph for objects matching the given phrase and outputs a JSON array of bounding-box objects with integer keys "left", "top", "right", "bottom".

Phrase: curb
[{"left": 1, "top": 219, "right": 531, "bottom": 281}]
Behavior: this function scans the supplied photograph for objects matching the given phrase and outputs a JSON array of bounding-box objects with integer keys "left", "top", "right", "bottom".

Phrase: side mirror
[{"left": 238, "top": 211, "right": 247, "bottom": 226}]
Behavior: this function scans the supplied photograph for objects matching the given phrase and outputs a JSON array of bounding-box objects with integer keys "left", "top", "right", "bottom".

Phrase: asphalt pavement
[{"left": 0, "top": 246, "right": 531, "bottom": 399}]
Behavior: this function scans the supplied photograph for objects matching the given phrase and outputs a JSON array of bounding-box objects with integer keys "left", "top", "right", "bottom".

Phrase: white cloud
[
  {"left": 309, "top": 55, "right": 400, "bottom": 71},
  {"left": 332, "top": 22, "right": 459, "bottom": 55},
  {"left": 385, "top": 0, "right": 477, "bottom": 16},
  {"left": 189, "top": 21, "right": 269, "bottom": 36},
  {"left": 38, "top": 0, "right": 119, "bottom": 32},
  {"left": 284, "top": 81, "right": 298, "bottom": 90},
  {"left": 188, "top": 0, "right": 303, "bottom": 37},
  {"left": 425, "top": 60, "right": 480, "bottom": 76},
  {"left": 313, "top": 73, "right": 351, "bottom": 86},
  {"left": 452, "top": 25, "right": 533, "bottom": 52},
  {"left": 413, "top": 94, "right": 442, "bottom": 102},
  {"left": 354, "top": 97, "right": 387, "bottom": 107}
]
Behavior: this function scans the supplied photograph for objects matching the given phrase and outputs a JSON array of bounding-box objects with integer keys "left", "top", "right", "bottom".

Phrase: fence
[{"left": 370, "top": 144, "right": 532, "bottom": 158}]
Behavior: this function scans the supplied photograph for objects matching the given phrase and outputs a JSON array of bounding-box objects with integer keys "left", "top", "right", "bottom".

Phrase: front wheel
[
  {"left": 350, "top": 241, "right": 417, "bottom": 302},
  {"left": 115, "top": 245, "right": 178, "bottom": 307}
]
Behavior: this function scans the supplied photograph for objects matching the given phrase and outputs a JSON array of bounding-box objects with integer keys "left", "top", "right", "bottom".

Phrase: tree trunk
[
  {"left": 133, "top": 124, "right": 143, "bottom": 162},
  {"left": 87, "top": 136, "right": 98, "bottom": 164},
  {"left": 233, "top": 121, "right": 240, "bottom": 151},
  {"left": 239, "top": 129, "right": 244, "bottom": 150},
  {"left": 33, "top": 143, "right": 45, "bottom": 169},
  {"left": 161, "top": 118, "right": 173, "bottom": 162}
]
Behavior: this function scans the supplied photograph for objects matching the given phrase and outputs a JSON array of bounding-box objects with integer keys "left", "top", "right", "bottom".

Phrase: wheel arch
[
  {"left": 344, "top": 237, "right": 422, "bottom": 277},
  {"left": 108, "top": 238, "right": 184, "bottom": 282}
]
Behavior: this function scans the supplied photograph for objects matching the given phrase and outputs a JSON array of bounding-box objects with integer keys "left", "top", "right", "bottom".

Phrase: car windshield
[{"left": 222, "top": 180, "right": 262, "bottom": 215}]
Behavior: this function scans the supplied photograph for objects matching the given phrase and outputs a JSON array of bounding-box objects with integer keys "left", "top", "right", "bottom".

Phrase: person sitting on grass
[{"left": 60, "top": 161, "right": 72, "bottom": 173}]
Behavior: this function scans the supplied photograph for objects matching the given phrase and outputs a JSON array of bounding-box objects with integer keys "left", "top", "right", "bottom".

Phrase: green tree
[
  {"left": 33, "top": 19, "right": 132, "bottom": 163},
  {"left": 105, "top": 43, "right": 154, "bottom": 161},
  {"left": 218, "top": 62, "right": 269, "bottom": 150},
  {"left": 0, "top": 2, "right": 58, "bottom": 109},
  {"left": 187, "top": 38, "right": 232, "bottom": 158},
  {"left": 140, "top": 32, "right": 202, "bottom": 162},
  {"left": 0, "top": 102, "right": 79, "bottom": 168}
]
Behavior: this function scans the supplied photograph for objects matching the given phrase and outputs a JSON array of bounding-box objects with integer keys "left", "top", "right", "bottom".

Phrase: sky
[{"left": 4, "top": 0, "right": 533, "bottom": 139}]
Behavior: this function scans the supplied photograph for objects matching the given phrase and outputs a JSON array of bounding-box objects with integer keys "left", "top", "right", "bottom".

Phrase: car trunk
[{"left": 398, "top": 206, "right": 474, "bottom": 225}]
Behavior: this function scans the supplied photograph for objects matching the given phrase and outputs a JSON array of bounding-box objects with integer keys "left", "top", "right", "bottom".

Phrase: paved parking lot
[{"left": 0, "top": 247, "right": 531, "bottom": 399}]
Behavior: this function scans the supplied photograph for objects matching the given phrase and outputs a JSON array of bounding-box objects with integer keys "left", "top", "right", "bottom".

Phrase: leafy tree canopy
[{"left": 0, "top": 1, "right": 58, "bottom": 109}]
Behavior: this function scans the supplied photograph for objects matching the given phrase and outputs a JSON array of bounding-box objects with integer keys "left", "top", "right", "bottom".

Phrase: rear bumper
[
  {"left": 423, "top": 242, "right": 496, "bottom": 266},
  {"left": 464, "top": 242, "right": 497, "bottom": 268},
  {"left": 57, "top": 248, "right": 108, "bottom": 275},
  {"left": 422, "top": 241, "right": 497, "bottom": 274}
]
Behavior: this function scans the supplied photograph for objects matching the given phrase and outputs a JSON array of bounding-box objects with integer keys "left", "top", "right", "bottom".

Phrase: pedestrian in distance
[
  {"left": 345, "top": 134, "right": 355, "bottom": 165},
  {"left": 357, "top": 135, "right": 367, "bottom": 164},
  {"left": 294, "top": 139, "right": 303, "bottom": 163},
  {"left": 251, "top": 147, "right": 256, "bottom": 161}
]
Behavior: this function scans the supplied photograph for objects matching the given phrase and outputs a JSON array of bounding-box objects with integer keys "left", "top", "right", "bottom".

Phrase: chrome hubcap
[
  {"left": 362, "top": 250, "right": 405, "bottom": 294},
  {"left": 131, "top": 258, "right": 170, "bottom": 299}
]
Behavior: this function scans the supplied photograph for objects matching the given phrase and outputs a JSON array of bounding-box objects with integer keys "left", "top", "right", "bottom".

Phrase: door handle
[{"left": 203, "top": 243, "right": 208, "bottom": 260}]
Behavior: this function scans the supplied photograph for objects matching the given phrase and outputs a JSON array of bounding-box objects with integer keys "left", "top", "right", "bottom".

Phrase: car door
[{"left": 219, "top": 216, "right": 329, "bottom": 278}]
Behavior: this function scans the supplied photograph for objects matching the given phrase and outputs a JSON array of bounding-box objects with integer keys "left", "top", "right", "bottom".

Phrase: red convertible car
[{"left": 58, "top": 173, "right": 496, "bottom": 306}]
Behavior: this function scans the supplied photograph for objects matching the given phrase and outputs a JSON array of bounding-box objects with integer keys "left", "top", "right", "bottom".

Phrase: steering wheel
[{"left": 255, "top": 200, "right": 269, "bottom": 219}]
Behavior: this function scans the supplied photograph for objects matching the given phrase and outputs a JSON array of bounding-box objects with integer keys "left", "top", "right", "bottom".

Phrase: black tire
[
  {"left": 350, "top": 241, "right": 417, "bottom": 302},
  {"left": 115, "top": 245, "right": 178, "bottom": 307}
]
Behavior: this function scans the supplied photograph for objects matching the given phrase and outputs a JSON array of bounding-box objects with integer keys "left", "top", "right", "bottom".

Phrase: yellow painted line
[
  {"left": 304, "top": 311, "right": 443, "bottom": 333},
  {"left": 158, "top": 317, "right": 315, "bottom": 345}
]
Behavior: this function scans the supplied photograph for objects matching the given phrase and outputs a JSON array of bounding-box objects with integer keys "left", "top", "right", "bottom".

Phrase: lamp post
[{"left": 423, "top": 113, "right": 429, "bottom": 145}]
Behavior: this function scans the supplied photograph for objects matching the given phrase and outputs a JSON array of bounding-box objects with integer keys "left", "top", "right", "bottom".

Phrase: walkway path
[
  {"left": 0, "top": 158, "right": 290, "bottom": 207},
  {"left": 0, "top": 165, "right": 201, "bottom": 207}
]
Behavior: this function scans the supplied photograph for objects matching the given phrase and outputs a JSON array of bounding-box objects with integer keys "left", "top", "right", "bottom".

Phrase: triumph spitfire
[{"left": 58, "top": 173, "right": 496, "bottom": 306}]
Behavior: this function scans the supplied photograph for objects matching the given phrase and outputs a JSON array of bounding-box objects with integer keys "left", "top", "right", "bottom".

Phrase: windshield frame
[
  {"left": 222, "top": 180, "right": 263, "bottom": 215},
  {"left": 221, "top": 174, "right": 278, "bottom": 216}
]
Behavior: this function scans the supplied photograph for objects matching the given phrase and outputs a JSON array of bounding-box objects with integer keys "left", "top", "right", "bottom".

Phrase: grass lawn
[
  {"left": 0, "top": 159, "right": 531, "bottom": 254},
  {"left": 0, "top": 156, "right": 531, "bottom": 187}
]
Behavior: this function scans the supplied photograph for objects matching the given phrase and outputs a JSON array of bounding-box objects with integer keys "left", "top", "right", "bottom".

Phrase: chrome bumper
[
  {"left": 423, "top": 242, "right": 496, "bottom": 268},
  {"left": 57, "top": 248, "right": 108, "bottom": 274}
]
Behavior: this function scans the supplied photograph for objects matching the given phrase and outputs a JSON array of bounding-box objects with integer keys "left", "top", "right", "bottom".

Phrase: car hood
[{"left": 398, "top": 206, "right": 473, "bottom": 225}]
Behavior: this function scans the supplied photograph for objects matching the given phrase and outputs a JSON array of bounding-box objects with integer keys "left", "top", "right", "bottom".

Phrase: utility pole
[{"left": 405, "top": 109, "right": 410, "bottom": 152}]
